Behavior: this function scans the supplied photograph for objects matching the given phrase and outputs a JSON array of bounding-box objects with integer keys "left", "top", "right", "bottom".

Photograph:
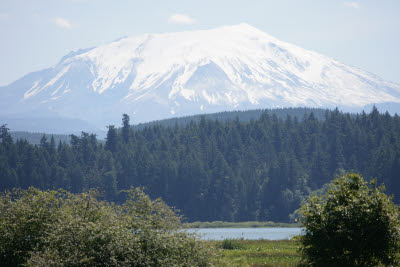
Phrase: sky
[{"left": 0, "top": 0, "right": 399, "bottom": 86}]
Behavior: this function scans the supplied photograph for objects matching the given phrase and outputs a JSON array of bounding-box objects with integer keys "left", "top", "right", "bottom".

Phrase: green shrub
[
  {"left": 0, "top": 187, "right": 215, "bottom": 266},
  {"left": 220, "top": 238, "right": 243, "bottom": 250},
  {"left": 299, "top": 173, "right": 400, "bottom": 266}
]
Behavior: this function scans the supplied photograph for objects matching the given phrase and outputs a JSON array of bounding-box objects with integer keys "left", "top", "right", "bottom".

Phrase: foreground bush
[
  {"left": 0, "top": 187, "right": 215, "bottom": 266},
  {"left": 299, "top": 173, "right": 400, "bottom": 266}
]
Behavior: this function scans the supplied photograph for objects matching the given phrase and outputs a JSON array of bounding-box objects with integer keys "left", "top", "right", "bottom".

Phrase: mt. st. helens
[{"left": 1, "top": 23, "right": 400, "bottom": 129}]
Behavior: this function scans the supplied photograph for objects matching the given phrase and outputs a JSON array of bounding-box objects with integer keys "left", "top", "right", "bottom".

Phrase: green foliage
[
  {"left": 299, "top": 173, "right": 400, "bottom": 266},
  {"left": 105, "top": 125, "right": 118, "bottom": 153},
  {"left": 2, "top": 107, "right": 400, "bottom": 223},
  {"left": 218, "top": 239, "right": 300, "bottom": 266},
  {"left": 185, "top": 221, "right": 300, "bottom": 228},
  {"left": 134, "top": 107, "right": 327, "bottom": 130},
  {"left": 0, "top": 188, "right": 63, "bottom": 265},
  {"left": 121, "top": 113, "right": 131, "bottom": 143},
  {"left": 0, "top": 124, "right": 13, "bottom": 145},
  {"left": 0, "top": 187, "right": 215, "bottom": 266},
  {"left": 220, "top": 239, "right": 244, "bottom": 250},
  {"left": 10, "top": 131, "right": 70, "bottom": 146}
]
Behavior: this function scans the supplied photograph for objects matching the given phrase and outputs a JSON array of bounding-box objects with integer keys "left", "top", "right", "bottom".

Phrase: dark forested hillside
[
  {"left": 6, "top": 108, "right": 327, "bottom": 145},
  {"left": 10, "top": 131, "right": 71, "bottom": 145},
  {"left": 133, "top": 107, "right": 328, "bottom": 130},
  {"left": 1, "top": 107, "right": 399, "bottom": 222}
]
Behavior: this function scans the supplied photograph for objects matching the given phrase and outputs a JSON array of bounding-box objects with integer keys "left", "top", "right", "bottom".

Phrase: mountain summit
[{"left": 1, "top": 23, "right": 400, "bottom": 129}]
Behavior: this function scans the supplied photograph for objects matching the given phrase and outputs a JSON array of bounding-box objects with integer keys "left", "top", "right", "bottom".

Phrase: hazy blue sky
[{"left": 0, "top": 0, "right": 399, "bottom": 86}]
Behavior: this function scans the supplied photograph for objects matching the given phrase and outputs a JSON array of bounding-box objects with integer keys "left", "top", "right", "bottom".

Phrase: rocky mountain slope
[{"left": 1, "top": 23, "right": 399, "bottom": 130}]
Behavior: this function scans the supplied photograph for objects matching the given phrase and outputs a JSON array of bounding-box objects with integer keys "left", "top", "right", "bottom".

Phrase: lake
[{"left": 185, "top": 227, "right": 302, "bottom": 240}]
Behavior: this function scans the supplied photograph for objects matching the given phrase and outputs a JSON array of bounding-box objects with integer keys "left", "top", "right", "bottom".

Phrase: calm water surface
[{"left": 186, "top": 227, "right": 302, "bottom": 240}]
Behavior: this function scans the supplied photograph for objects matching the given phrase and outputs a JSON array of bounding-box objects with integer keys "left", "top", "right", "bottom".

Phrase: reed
[{"left": 215, "top": 239, "right": 302, "bottom": 266}]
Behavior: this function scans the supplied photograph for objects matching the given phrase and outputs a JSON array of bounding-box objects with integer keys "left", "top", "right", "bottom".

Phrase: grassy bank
[
  {"left": 184, "top": 221, "right": 300, "bottom": 228},
  {"left": 215, "top": 239, "right": 301, "bottom": 266}
]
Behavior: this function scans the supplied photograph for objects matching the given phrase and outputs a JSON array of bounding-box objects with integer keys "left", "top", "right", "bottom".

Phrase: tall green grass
[{"left": 216, "top": 239, "right": 302, "bottom": 266}]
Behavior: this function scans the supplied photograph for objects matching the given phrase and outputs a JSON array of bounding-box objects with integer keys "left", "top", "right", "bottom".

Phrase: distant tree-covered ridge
[
  {"left": 1, "top": 106, "right": 400, "bottom": 222},
  {"left": 5, "top": 107, "right": 327, "bottom": 145},
  {"left": 9, "top": 131, "right": 71, "bottom": 145},
  {"left": 133, "top": 107, "right": 328, "bottom": 130}
]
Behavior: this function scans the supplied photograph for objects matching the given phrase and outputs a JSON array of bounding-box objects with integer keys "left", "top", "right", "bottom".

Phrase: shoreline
[{"left": 183, "top": 221, "right": 301, "bottom": 229}]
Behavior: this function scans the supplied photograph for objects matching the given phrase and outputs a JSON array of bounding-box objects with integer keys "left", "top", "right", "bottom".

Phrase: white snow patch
[
  {"left": 51, "top": 81, "right": 65, "bottom": 96},
  {"left": 24, "top": 79, "right": 42, "bottom": 99},
  {"left": 43, "top": 65, "right": 71, "bottom": 90}
]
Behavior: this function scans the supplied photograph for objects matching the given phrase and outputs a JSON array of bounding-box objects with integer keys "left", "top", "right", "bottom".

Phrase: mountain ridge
[{"left": 1, "top": 23, "right": 400, "bottom": 129}]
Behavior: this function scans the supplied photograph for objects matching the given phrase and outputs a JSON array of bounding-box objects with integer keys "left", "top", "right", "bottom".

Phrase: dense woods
[{"left": 1, "top": 107, "right": 400, "bottom": 222}]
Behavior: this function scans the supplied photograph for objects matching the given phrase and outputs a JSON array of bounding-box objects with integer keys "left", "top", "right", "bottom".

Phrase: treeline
[
  {"left": 1, "top": 107, "right": 400, "bottom": 222},
  {"left": 10, "top": 131, "right": 71, "bottom": 145},
  {"left": 134, "top": 107, "right": 328, "bottom": 130},
  {"left": 6, "top": 108, "right": 327, "bottom": 144}
]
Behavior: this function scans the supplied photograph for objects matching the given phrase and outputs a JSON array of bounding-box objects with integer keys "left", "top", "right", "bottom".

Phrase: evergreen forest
[{"left": 1, "top": 107, "right": 400, "bottom": 222}]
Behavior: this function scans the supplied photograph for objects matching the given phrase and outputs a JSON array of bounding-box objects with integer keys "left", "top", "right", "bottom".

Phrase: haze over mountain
[{"left": 1, "top": 23, "right": 400, "bottom": 131}]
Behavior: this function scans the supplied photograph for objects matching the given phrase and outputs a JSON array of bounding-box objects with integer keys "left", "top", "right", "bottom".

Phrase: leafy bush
[
  {"left": 220, "top": 238, "right": 243, "bottom": 250},
  {"left": 0, "top": 187, "right": 215, "bottom": 266},
  {"left": 299, "top": 173, "right": 400, "bottom": 266}
]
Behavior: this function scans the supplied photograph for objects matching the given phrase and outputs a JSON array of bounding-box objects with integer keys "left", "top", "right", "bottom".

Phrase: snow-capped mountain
[{"left": 1, "top": 23, "right": 400, "bottom": 129}]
